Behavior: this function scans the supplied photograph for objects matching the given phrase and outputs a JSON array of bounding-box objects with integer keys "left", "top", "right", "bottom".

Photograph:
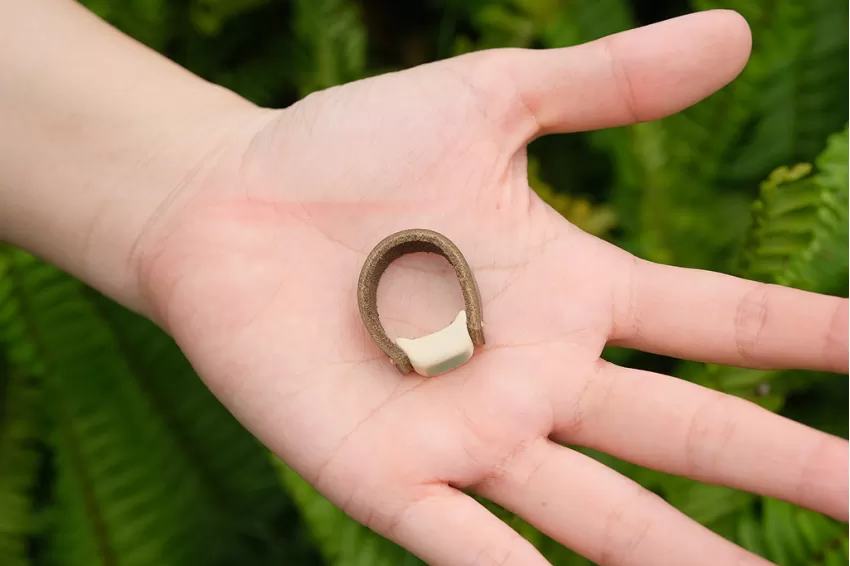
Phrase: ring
[{"left": 357, "top": 228, "right": 485, "bottom": 376}]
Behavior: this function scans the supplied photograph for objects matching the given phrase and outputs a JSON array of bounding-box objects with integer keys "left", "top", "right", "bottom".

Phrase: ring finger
[{"left": 472, "top": 437, "right": 771, "bottom": 566}]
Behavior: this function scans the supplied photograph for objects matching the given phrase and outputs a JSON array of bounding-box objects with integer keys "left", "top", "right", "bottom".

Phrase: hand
[{"left": 133, "top": 10, "right": 848, "bottom": 566}]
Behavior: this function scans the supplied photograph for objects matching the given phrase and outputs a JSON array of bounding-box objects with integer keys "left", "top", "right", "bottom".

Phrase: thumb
[{"left": 457, "top": 9, "right": 752, "bottom": 139}]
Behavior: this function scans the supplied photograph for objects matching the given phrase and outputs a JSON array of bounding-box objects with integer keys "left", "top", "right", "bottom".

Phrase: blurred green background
[{"left": 1, "top": 0, "right": 848, "bottom": 565}]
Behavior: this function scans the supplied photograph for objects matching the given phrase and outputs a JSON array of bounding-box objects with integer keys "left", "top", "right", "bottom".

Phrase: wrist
[
  {"left": 0, "top": 0, "right": 272, "bottom": 314},
  {"left": 0, "top": 84, "right": 264, "bottom": 313},
  {"left": 88, "top": 100, "right": 272, "bottom": 315}
]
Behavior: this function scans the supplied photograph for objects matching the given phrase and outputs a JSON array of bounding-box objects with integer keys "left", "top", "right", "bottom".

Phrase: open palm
[{"left": 136, "top": 11, "right": 848, "bottom": 566}]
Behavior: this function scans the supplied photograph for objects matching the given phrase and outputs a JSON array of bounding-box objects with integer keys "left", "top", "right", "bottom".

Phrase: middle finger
[{"left": 549, "top": 360, "right": 849, "bottom": 520}]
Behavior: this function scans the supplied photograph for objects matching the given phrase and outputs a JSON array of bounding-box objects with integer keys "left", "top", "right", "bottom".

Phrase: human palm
[{"left": 136, "top": 11, "right": 848, "bottom": 566}]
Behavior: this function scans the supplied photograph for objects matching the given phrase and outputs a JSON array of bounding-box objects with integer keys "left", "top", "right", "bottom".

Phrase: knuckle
[
  {"left": 612, "top": 253, "right": 642, "bottom": 343},
  {"left": 470, "top": 546, "right": 517, "bottom": 566},
  {"left": 794, "top": 434, "right": 840, "bottom": 504},
  {"left": 453, "top": 48, "right": 541, "bottom": 136},
  {"left": 562, "top": 359, "right": 614, "bottom": 439},
  {"left": 600, "top": 35, "right": 640, "bottom": 124},
  {"left": 734, "top": 283, "right": 771, "bottom": 365},
  {"left": 825, "top": 299, "right": 849, "bottom": 371},
  {"left": 600, "top": 484, "right": 658, "bottom": 565},
  {"left": 684, "top": 392, "right": 742, "bottom": 478}
]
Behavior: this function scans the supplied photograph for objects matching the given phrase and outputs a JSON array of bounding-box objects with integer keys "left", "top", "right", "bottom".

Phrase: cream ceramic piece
[{"left": 395, "top": 310, "right": 475, "bottom": 377}]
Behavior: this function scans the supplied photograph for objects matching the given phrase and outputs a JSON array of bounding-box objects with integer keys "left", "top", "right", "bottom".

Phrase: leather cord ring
[{"left": 357, "top": 228, "right": 485, "bottom": 375}]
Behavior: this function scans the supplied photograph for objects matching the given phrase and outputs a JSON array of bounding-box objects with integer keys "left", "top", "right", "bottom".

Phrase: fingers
[
  {"left": 383, "top": 485, "right": 552, "bottom": 566},
  {"left": 609, "top": 257, "right": 849, "bottom": 372},
  {"left": 551, "top": 361, "right": 849, "bottom": 521},
  {"left": 505, "top": 9, "right": 752, "bottom": 135},
  {"left": 474, "top": 438, "right": 771, "bottom": 566}
]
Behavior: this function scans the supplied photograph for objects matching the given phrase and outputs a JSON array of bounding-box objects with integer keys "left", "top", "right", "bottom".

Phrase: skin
[{"left": 1, "top": 2, "right": 847, "bottom": 565}]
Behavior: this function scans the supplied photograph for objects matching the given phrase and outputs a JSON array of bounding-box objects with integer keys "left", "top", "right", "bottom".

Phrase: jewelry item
[{"left": 357, "top": 228, "right": 485, "bottom": 376}]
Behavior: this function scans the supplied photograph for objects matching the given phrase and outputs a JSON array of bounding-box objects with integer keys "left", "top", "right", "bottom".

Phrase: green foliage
[
  {"left": 1, "top": 1, "right": 848, "bottom": 566},
  {"left": 0, "top": 250, "right": 317, "bottom": 566},
  {"left": 0, "top": 256, "right": 44, "bottom": 566},
  {"left": 685, "top": 127, "right": 849, "bottom": 414},
  {"left": 84, "top": 292, "right": 319, "bottom": 564},
  {"left": 0, "top": 363, "right": 42, "bottom": 566},
  {"left": 82, "top": 0, "right": 175, "bottom": 50},
  {"left": 291, "top": 0, "right": 368, "bottom": 96},
  {"left": 739, "top": 498, "right": 849, "bottom": 566},
  {"left": 3, "top": 250, "right": 219, "bottom": 566},
  {"left": 741, "top": 126, "right": 849, "bottom": 294},
  {"left": 528, "top": 156, "right": 617, "bottom": 237},
  {"left": 719, "top": 0, "right": 849, "bottom": 182}
]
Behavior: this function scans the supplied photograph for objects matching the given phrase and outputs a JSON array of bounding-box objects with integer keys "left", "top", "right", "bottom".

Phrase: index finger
[{"left": 609, "top": 256, "right": 849, "bottom": 372}]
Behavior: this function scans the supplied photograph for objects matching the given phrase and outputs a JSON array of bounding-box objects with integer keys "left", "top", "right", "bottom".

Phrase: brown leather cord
[{"left": 357, "top": 229, "right": 485, "bottom": 374}]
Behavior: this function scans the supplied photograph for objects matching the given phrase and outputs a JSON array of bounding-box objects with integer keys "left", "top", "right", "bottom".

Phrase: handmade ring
[{"left": 357, "top": 228, "right": 485, "bottom": 377}]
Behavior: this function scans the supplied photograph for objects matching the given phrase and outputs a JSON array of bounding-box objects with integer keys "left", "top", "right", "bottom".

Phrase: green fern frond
[
  {"left": 681, "top": 127, "right": 847, "bottom": 408},
  {"left": 453, "top": 0, "right": 634, "bottom": 54},
  {"left": 0, "top": 249, "right": 260, "bottom": 566},
  {"left": 292, "top": 0, "right": 367, "bottom": 96},
  {"left": 273, "top": 457, "right": 424, "bottom": 566},
  {"left": 570, "top": 0, "right": 848, "bottom": 269},
  {"left": 536, "top": 0, "right": 757, "bottom": 266},
  {"left": 739, "top": 498, "right": 849, "bottom": 566},
  {"left": 0, "top": 253, "right": 43, "bottom": 566},
  {"left": 0, "top": 359, "right": 42, "bottom": 566},
  {"left": 541, "top": 0, "right": 635, "bottom": 46},
  {"left": 720, "top": 0, "right": 849, "bottom": 182},
  {"left": 85, "top": 293, "right": 320, "bottom": 564},
  {"left": 544, "top": 0, "right": 746, "bottom": 266},
  {"left": 740, "top": 126, "right": 848, "bottom": 293},
  {"left": 605, "top": 58, "right": 762, "bottom": 266},
  {"left": 79, "top": 0, "right": 174, "bottom": 50},
  {"left": 188, "top": 0, "right": 271, "bottom": 35},
  {"left": 469, "top": 4, "right": 539, "bottom": 49},
  {"left": 450, "top": 1, "right": 539, "bottom": 54}
]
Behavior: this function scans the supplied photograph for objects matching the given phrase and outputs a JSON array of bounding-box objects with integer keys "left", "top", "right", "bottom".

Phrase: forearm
[{"left": 0, "top": 0, "right": 257, "bottom": 311}]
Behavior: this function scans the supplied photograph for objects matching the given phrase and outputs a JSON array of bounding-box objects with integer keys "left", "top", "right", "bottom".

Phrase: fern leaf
[
  {"left": 763, "top": 498, "right": 811, "bottom": 565},
  {"left": 0, "top": 249, "right": 256, "bottom": 566},
  {"left": 720, "top": 0, "right": 849, "bottom": 182},
  {"left": 543, "top": 0, "right": 756, "bottom": 266},
  {"left": 291, "top": 0, "right": 367, "bottom": 96},
  {"left": 740, "top": 126, "right": 848, "bottom": 293},
  {"left": 453, "top": 0, "right": 634, "bottom": 53},
  {"left": 541, "top": 0, "right": 753, "bottom": 267},
  {"left": 665, "top": 481, "right": 755, "bottom": 534},
  {"left": 79, "top": 0, "right": 174, "bottom": 51},
  {"left": 274, "top": 457, "right": 424, "bottom": 566},
  {"left": 542, "top": 0, "right": 635, "bottom": 46},
  {"left": 573, "top": 0, "right": 848, "bottom": 269},
  {"left": 726, "top": 495, "right": 848, "bottom": 566},
  {"left": 681, "top": 126, "right": 848, "bottom": 414},
  {"left": 0, "top": 359, "right": 42, "bottom": 566},
  {"left": 84, "top": 292, "right": 321, "bottom": 564},
  {"left": 737, "top": 507, "right": 768, "bottom": 557},
  {"left": 189, "top": 0, "right": 272, "bottom": 35},
  {"left": 0, "top": 253, "right": 43, "bottom": 566},
  {"left": 747, "top": 498, "right": 849, "bottom": 566}
]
